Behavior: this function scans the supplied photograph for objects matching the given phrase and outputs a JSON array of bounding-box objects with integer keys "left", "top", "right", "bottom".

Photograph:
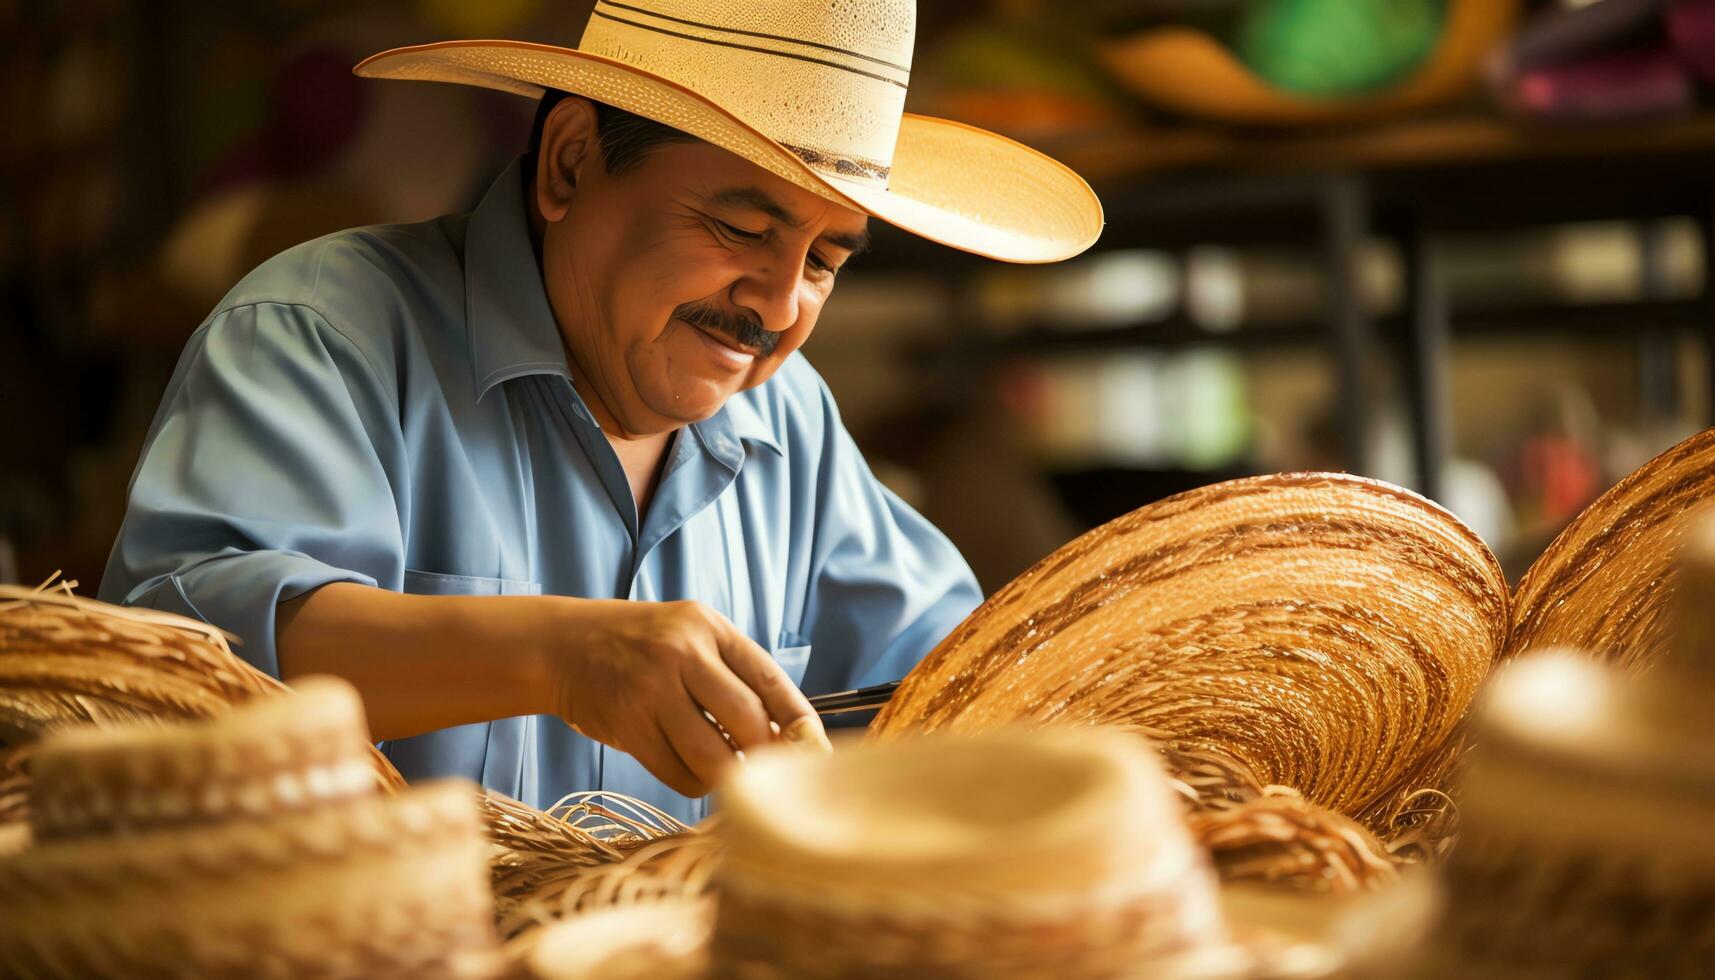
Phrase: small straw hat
[
  {"left": 0, "top": 677, "right": 502, "bottom": 979},
  {"left": 26, "top": 675, "right": 379, "bottom": 840},
  {"left": 525, "top": 899, "right": 714, "bottom": 980},
  {"left": 709, "top": 727, "right": 1228, "bottom": 978},
  {"left": 353, "top": 0, "right": 1103, "bottom": 264}
]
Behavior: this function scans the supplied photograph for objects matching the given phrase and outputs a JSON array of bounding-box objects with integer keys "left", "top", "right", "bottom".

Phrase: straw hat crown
[
  {"left": 354, "top": 0, "right": 1104, "bottom": 263},
  {"left": 708, "top": 728, "right": 1227, "bottom": 976},
  {"left": 580, "top": 0, "right": 913, "bottom": 188}
]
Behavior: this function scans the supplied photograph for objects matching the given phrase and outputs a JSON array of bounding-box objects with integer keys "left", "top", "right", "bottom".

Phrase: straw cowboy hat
[{"left": 353, "top": 0, "right": 1104, "bottom": 264}]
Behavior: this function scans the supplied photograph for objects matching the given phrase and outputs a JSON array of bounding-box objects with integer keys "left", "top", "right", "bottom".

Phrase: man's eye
[
  {"left": 807, "top": 252, "right": 837, "bottom": 275},
  {"left": 715, "top": 219, "right": 764, "bottom": 242}
]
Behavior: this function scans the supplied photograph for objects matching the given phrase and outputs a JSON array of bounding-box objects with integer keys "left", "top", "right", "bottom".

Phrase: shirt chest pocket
[
  {"left": 402, "top": 569, "right": 543, "bottom": 596},
  {"left": 775, "top": 631, "right": 812, "bottom": 687}
]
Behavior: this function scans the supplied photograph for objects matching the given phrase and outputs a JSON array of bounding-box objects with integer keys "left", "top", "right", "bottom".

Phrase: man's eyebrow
[
  {"left": 822, "top": 225, "right": 871, "bottom": 255},
  {"left": 708, "top": 185, "right": 871, "bottom": 254},
  {"left": 709, "top": 186, "right": 805, "bottom": 229}
]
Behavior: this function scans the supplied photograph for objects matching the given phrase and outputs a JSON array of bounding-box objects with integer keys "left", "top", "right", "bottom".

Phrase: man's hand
[
  {"left": 550, "top": 599, "right": 827, "bottom": 797},
  {"left": 277, "top": 584, "right": 827, "bottom": 797}
]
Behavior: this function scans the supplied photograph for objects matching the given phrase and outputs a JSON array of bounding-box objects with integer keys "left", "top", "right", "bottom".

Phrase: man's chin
[{"left": 641, "top": 385, "right": 734, "bottom": 428}]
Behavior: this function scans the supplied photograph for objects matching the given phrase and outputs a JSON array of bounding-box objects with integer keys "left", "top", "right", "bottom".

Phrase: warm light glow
[{"left": 1487, "top": 649, "right": 1612, "bottom": 739}]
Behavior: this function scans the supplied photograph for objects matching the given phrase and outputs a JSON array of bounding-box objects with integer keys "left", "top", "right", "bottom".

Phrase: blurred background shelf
[
  {"left": 914, "top": 299, "right": 1709, "bottom": 359},
  {"left": 5, "top": 0, "right": 1715, "bottom": 593},
  {"left": 1062, "top": 109, "right": 1715, "bottom": 178},
  {"left": 860, "top": 107, "right": 1715, "bottom": 574}
]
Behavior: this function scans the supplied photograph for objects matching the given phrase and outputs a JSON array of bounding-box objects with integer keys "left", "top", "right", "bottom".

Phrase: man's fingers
[
  {"left": 659, "top": 696, "right": 739, "bottom": 791},
  {"left": 684, "top": 659, "right": 773, "bottom": 750},
  {"left": 715, "top": 629, "right": 827, "bottom": 747},
  {"left": 781, "top": 714, "right": 834, "bottom": 752},
  {"left": 628, "top": 721, "right": 705, "bottom": 798}
]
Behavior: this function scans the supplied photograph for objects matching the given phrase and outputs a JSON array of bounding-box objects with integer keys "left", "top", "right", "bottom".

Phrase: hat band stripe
[
  {"left": 596, "top": 0, "right": 911, "bottom": 75},
  {"left": 779, "top": 141, "right": 890, "bottom": 184},
  {"left": 588, "top": 9, "right": 909, "bottom": 90}
]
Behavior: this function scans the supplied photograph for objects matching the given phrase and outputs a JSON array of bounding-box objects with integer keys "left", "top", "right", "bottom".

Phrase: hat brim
[
  {"left": 353, "top": 40, "right": 1103, "bottom": 264},
  {"left": 512, "top": 879, "right": 1425, "bottom": 978}
]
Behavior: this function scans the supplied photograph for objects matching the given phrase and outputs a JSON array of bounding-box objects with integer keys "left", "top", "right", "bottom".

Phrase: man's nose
[{"left": 729, "top": 261, "right": 800, "bottom": 336}]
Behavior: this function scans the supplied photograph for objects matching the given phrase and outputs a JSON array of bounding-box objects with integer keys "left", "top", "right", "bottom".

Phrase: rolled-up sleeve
[
  {"left": 796, "top": 376, "right": 983, "bottom": 697},
  {"left": 99, "top": 302, "right": 407, "bottom": 678}
]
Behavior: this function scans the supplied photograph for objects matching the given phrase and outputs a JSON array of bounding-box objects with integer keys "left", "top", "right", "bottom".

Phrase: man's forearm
[{"left": 276, "top": 582, "right": 562, "bottom": 741}]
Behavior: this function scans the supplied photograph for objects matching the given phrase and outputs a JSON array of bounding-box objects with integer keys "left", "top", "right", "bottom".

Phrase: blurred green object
[
  {"left": 1097, "top": 0, "right": 1516, "bottom": 125},
  {"left": 1236, "top": 0, "right": 1444, "bottom": 96}
]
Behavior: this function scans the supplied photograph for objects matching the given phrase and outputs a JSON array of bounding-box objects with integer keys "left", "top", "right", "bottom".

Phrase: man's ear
[{"left": 536, "top": 97, "right": 601, "bottom": 224}]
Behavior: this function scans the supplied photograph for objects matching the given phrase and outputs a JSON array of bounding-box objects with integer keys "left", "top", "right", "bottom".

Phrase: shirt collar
[
  {"left": 695, "top": 388, "right": 784, "bottom": 462},
  {"left": 465, "top": 156, "right": 574, "bottom": 400},
  {"left": 464, "top": 156, "right": 782, "bottom": 457}
]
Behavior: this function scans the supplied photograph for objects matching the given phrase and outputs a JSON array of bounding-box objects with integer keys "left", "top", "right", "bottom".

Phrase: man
[{"left": 100, "top": 0, "right": 1101, "bottom": 823}]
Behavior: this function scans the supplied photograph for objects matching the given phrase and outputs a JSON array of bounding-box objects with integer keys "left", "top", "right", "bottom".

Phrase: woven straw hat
[
  {"left": 27, "top": 675, "right": 378, "bottom": 839},
  {"left": 709, "top": 727, "right": 1228, "bottom": 977},
  {"left": 353, "top": 0, "right": 1103, "bottom": 264},
  {"left": 0, "top": 677, "right": 502, "bottom": 978}
]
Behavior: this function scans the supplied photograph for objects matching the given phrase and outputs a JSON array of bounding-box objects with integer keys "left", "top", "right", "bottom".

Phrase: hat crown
[
  {"left": 588, "top": 0, "right": 915, "bottom": 65},
  {"left": 578, "top": 0, "right": 916, "bottom": 187}
]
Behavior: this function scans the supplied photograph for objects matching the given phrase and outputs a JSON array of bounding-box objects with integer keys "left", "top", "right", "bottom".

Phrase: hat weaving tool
[{"left": 808, "top": 681, "right": 901, "bottom": 716}]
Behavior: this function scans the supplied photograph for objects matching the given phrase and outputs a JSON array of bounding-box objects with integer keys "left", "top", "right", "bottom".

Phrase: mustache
[{"left": 674, "top": 302, "right": 781, "bottom": 357}]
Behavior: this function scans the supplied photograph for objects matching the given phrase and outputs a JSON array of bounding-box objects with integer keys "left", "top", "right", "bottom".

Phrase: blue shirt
[{"left": 100, "top": 157, "right": 981, "bottom": 823}]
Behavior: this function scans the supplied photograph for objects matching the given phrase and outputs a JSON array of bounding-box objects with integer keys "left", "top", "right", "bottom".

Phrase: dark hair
[{"left": 526, "top": 89, "right": 700, "bottom": 177}]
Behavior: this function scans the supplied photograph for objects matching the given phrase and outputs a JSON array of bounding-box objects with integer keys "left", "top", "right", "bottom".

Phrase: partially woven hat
[
  {"left": 0, "top": 677, "right": 502, "bottom": 979},
  {"left": 708, "top": 727, "right": 1228, "bottom": 978}
]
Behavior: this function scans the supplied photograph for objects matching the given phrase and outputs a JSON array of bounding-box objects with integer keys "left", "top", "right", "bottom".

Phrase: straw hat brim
[
  {"left": 513, "top": 880, "right": 1432, "bottom": 979},
  {"left": 353, "top": 40, "right": 1104, "bottom": 264}
]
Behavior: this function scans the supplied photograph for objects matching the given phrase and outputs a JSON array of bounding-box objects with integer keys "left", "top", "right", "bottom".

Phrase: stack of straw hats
[
  {"left": 0, "top": 676, "right": 501, "bottom": 978},
  {"left": 709, "top": 727, "right": 1228, "bottom": 978},
  {"left": 1424, "top": 514, "right": 1715, "bottom": 974}
]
